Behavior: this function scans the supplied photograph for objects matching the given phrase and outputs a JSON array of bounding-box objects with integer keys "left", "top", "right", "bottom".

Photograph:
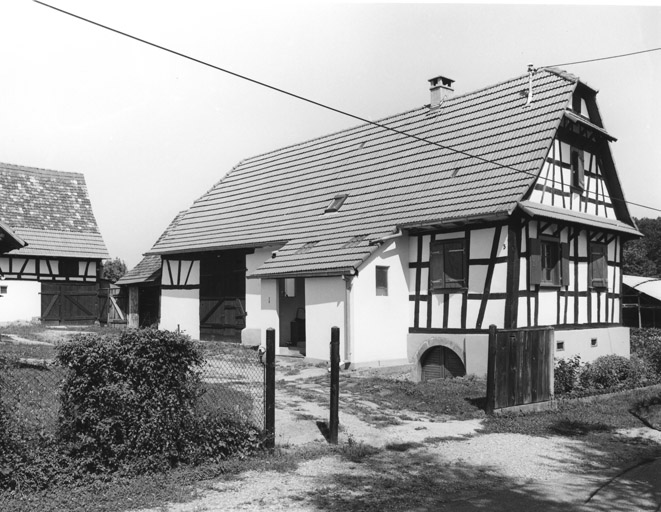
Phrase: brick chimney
[{"left": 428, "top": 75, "right": 454, "bottom": 108}]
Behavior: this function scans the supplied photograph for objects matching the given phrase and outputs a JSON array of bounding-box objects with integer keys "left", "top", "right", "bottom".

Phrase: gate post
[
  {"left": 485, "top": 324, "right": 498, "bottom": 414},
  {"left": 329, "top": 326, "right": 340, "bottom": 444},
  {"left": 265, "top": 328, "right": 276, "bottom": 448}
]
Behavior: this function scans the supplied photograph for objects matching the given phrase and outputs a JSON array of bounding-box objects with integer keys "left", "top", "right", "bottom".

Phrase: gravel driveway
[{"left": 132, "top": 357, "right": 661, "bottom": 512}]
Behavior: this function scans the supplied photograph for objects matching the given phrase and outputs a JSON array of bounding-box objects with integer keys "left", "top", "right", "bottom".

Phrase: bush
[
  {"left": 56, "top": 329, "right": 259, "bottom": 474},
  {"left": 579, "top": 354, "right": 632, "bottom": 391},
  {"left": 554, "top": 355, "right": 582, "bottom": 395},
  {"left": 631, "top": 328, "right": 661, "bottom": 375}
]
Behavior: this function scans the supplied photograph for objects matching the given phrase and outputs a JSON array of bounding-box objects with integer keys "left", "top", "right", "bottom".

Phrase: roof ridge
[{"left": 0, "top": 162, "right": 85, "bottom": 180}]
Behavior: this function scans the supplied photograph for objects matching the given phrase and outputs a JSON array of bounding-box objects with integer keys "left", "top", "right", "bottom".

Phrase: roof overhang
[
  {"left": 563, "top": 111, "right": 616, "bottom": 142},
  {"left": 148, "top": 240, "right": 288, "bottom": 257},
  {"left": 397, "top": 211, "right": 512, "bottom": 232},
  {"left": 248, "top": 267, "right": 357, "bottom": 280},
  {"left": 518, "top": 201, "right": 642, "bottom": 237},
  {"left": 0, "top": 221, "right": 27, "bottom": 254}
]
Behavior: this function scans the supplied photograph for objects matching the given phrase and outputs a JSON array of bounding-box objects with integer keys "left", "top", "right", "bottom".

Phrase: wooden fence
[{"left": 485, "top": 325, "right": 554, "bottom": 414}]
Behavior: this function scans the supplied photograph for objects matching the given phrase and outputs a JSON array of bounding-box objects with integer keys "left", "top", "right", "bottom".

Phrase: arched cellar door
[{"left": 421, "top": 346, "right": 466, "bottom": 381}]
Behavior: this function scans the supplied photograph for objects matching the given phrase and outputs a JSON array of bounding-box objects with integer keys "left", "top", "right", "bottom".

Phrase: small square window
[
  {"left": 376, "top": 266, "right": 388, "bottom": 296},
  {"left": 556, "top": 341, "right": 565, "bottom": 351},
  {"left": 325, "top": 194, "right": 348, "bottom": 213},
  {"left": 591, "top": 338, "right": 598, "bottom": 348},
  {"left": 0, "top": 285, "right": 7, "bottom": 294}
]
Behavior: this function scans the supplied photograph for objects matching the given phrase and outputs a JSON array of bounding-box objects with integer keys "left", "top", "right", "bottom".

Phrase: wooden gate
[
  {"left": 486, "top": 325, "right": 554, "bottom": 414},
  {"left": 41, "top": 282, "right": 99, "bottom": 325}
]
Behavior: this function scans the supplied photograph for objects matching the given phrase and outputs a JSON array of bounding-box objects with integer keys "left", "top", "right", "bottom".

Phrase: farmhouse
[
  {"left": 0, "top": 163, "right": 109, "bottom": 324},
  {"left": 148, "top": 68, "right": 641, "bottom": 378}
]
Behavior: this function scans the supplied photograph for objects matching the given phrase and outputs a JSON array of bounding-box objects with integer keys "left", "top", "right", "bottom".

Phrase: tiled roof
[
  {"left": 150, "top": 68, "right": 630, "bottom": 277},
  {"left": 0, "top": 163, "right": 109, "bottom": 259},
  {"left": 117, "top": 212, "right": 185, "bottom": 285}
]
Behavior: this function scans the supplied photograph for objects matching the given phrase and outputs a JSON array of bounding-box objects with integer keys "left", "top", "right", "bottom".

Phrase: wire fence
[{"left": 0, "top": 336, "right": 266, "bottom": 452}]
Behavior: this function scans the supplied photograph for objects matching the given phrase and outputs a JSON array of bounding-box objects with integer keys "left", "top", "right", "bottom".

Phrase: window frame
[
  {"left": 429, "top": 238, "right": 467, "bottom": 293},
  {"left": 589, "top": 242, "right": 608, "bottom": 290},
  {"left": 530, "top": 236, "right": 569, "bottom": 288},
  {"left": 375, "top": 266, "right": 388, "bottom": 296},
  {"left": 571, "top": 147, "right": 585, "bottom": 191}
]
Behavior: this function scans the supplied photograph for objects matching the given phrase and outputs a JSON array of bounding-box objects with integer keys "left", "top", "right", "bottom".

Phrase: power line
[
  {"left": 33, "top": 0, "right": 661, "bottom": 216},
  {"left": 544, "top": 47, "right": 661, "bottom": 68}
]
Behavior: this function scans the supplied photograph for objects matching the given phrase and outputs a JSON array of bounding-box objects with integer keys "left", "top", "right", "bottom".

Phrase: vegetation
[
  {"left": 101, "top": 257, "right": 127, "bottom": 283},
  {"left": 623, "top": 216, "right": 661, "bottom": 277}
]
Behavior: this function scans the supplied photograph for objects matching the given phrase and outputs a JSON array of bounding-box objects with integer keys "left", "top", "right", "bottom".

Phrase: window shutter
[
  {"left": 529, "top": 238, "right": 542, "bottom": 285},
  {"left": 572, "top": 149, "right": 585, "bottom": 190},
  {"left": 590, "top": 244, "right": 608, "bottom": 289},
  {"left": 429, "top": 242, "right": 444, "bottom": 290},
  {"left": 561, "top": 243, "right": 570, "bottom": 287},
  {"left": 444, "top": 241, "right": 465, "bottom": 288}
]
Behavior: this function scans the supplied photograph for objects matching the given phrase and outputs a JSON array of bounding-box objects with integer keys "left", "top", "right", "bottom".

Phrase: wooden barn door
[
  {"left": 421, "top": 346, "right": 466, "bottom": 381},
  {"left": 41, "top": 282, "right": 99, "bottom": 325},
  {"left": 199, "top": 251, "right": 247, "bottom": 341}
]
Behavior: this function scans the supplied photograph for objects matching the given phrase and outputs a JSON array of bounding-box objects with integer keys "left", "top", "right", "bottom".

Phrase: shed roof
[
  {"left": 0, "top": 163, "right": 109, "bottom": 259},
  {"left": 150, "top": 68, "right": 636, "bottom": 277},
  {"left": 623, "top": 275, "right": 661, "bottom": 302}
]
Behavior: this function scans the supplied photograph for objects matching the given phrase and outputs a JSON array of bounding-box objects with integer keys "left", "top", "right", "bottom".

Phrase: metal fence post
[
  {"left": 329, "top": 326, "right": 340, "bottom": 444},
  {"left": 265, "top": 327, "right": 276, "bottom": 448}
]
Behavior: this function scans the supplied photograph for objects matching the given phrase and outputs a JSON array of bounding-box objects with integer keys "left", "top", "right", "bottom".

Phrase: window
[
  {"left": 556, "top": 341, "right": 565, "bottom": 351},
  {"left": 430, "top": 239, "right": 466, "bottom": 291},
  {"left": 589, "top": 243, "right": 608, "bottom": 289},
  {"left": 325, "top": 194, "right": 348, "bottom": 213},
  {"left": 591, "top": 338, "right": 598, "bottom": 348},
  {"left": 58, "top": 259, "right": 78, "bottom": 277},
  {"left": 530, "top": 237, "right": 569, "bottom": 287},
  {"left": 0, "top": 285, "right": 6, "bottom": 295},
  {"left": 376, "top": 266, "right": 388, "bottom": 296},
  {"left": 571, "top": 148, "right": 585, "bottom": 190}
]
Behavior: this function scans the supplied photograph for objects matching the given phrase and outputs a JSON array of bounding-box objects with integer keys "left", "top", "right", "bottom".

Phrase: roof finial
[{"left": 525, "top": 63, "right": 536, "bottom": 107}]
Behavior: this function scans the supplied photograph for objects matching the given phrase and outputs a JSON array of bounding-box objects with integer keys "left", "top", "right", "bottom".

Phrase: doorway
[{"left": 278, "top": 278, "right": 306, "bottom": 354}]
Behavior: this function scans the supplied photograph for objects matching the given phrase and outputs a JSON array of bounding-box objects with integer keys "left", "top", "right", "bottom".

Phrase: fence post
[
  {"left": 265, "top": 328, "right": 276, "bottom": 448},
  {"left": 485, "top": 324, "right": 498, "bottom": 414},
  {"left": 329, "top": 326, "right": 340, "bottom": 444}
]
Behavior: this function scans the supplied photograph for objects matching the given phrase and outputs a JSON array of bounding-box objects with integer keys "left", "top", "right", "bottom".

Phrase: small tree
[{"left": 101, "top": 257, "right": 127, "bottom": 283}]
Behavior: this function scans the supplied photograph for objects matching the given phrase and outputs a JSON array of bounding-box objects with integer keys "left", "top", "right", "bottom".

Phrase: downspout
[{"left": 343, "top": 272, "right": 355, "bottom": 366}]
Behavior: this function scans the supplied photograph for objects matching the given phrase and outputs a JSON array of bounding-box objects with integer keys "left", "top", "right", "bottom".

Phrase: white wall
[
  {"left": 305, "top": 277, "right": 345, "bottom": 361},
  {"left": 554, "top": 326, "right": 630, "bottom": 363},
  {"left": 0, "top": 280, "right": 41, "bottom": 322},
  {"left": 351, "top": 237, "right": 410, "bottom": 366},
  {"left": 242, "top": 247, "right": 280, "bottom": 346},
  {"left": 159, "top": 288, "right": 199, "bottom": 339}
]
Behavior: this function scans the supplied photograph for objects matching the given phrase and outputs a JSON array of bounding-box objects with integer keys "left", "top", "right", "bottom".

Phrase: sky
[{"left": 0, "top": 1, "right": 659, "bottom": 268}]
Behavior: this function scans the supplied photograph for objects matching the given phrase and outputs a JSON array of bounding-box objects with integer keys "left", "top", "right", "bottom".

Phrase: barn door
[
  {"left": 41, "top": 283, "right": 99, "bottom": 325},
  {"left": 421, "top": 346, "right": 466, "bottom": 381}
]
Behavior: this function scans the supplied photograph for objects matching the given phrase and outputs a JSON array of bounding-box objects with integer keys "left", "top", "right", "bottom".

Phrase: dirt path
[{"left": 132, "top": 358, "right": 661, "bottom": 512}]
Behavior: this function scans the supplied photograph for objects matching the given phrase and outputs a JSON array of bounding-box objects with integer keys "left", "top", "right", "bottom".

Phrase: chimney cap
[{"left": 428, "top": 75, "right": 455, "bottom": 88}]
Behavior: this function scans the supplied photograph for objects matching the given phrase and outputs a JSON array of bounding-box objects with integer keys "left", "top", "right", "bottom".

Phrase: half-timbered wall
[
  {"left": 159, "top": 257, "right": 201, "bottom": 339},
  {"left": 517, "top": 219, "right": 621, "bottom": 328},
  {"left": 408, "top": 225, "right": 509, "bottom": 333},
  {"left": 0, "top": 256, "right": 98, "bottom": 282},
  {"left": 530, "top": 137, "right": 615, "bottom": 219}
]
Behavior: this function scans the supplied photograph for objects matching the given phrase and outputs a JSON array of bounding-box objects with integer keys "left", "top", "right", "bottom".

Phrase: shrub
[
  {"left": 579, "top": 354, "right": 632, "bottom": 391},
  {"left": 57, "top": 329, "right": 206, "bottom": 473},
  {"left": 631, "top": 328, "right": 661, "bottom": 376},
  {"left": 554, "top": 355, "right": 582, "bottom": 395}
]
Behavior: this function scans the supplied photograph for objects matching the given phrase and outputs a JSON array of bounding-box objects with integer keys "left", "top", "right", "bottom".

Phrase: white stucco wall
[
  {"left": 159, "top": 288, "right": 199, "bottom": 339},
  {"left": 0, "top": 280, "right": 41, "bottom": 322},
  {"left": 554, "top": 326, "right": 630, "bottom": 363},
  {"left": 305, "top": 277, "right": 345, "bottom": 361},
  {"left": 242, "top": 247, "right": 281, "bottom": 347},
  {"left": 351, "top": 237, "right": 410, "bottom": 366}
]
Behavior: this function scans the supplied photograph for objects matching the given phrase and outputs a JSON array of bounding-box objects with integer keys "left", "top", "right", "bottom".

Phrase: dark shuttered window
[
  {"left": 589, "top": 243, "right": 608, "bottom": 289},
  {"left": 571, "top": 148, "right": 585, "bottom": 190},
  {"left": 530, "top": 237, "right": 569, "bottom": 287},
  {"left": 430, "top": 239, "right": 466, "bottom": 292}
]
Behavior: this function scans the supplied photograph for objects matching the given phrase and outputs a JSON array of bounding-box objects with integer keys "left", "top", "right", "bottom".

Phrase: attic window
[
  {"left": 325, "top": 194, "right": 348, "bottom": 213},
  {"left": 296, "top": 241, "right": 319, "bottom": 254}
]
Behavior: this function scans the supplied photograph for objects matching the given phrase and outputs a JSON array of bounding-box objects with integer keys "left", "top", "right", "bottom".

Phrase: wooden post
[
  {"left": 329, "top": 326, "right": 340, "bottom": 444},
  {"left": 128, "top": 286, "right": 139, "bottom": 328},
  {"left": 265, "top": 328, "right": 276, "bottom": 448},
  {"left": 485, "top": 324, "right": 498, "bottom": 414}
]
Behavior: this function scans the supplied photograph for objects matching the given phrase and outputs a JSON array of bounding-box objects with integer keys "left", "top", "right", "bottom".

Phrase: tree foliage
[
  {"left": 101, "top": 257, "right": 127, "bottom": 283},
  {"left": 623, "top": 217, "right": 661, "bottom": 277}
]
